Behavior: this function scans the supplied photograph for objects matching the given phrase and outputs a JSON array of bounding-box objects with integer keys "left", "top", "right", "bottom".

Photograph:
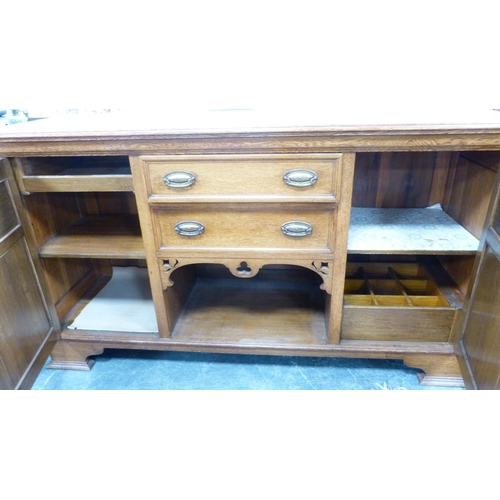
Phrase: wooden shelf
[
  {"left": 21, "top": 156, "right": 133, "bottom": 192},
  {"left": 348, "top": 207, "right": 480, "bottom": 254},
  {"left": 38, "top": 215, "right": 145, "bottom": 258},
  {"left": 22, "top": 166, "right": 133, "bottom": 192}
]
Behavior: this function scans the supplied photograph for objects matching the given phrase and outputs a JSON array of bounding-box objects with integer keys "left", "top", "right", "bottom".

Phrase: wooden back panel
[
  {"left": 443, "top": 154, "right": 499, "bottom": 239},
  {"left": 352, "top": 152, "right": 441, "bottom": 208}
]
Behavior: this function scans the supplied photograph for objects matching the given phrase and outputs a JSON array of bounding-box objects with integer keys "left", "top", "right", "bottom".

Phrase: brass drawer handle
[
  {"left": 163, "top": 170, "right": 196, "bottom": 188},
  {"left": 174, "top": 221, "right": 205, "bottom": 237},
  {"left": 283, "top": 169, "right": 318, "bottom": 187},
  {"left": 281, "top": 221, "right": 313, "bottom": 237}
]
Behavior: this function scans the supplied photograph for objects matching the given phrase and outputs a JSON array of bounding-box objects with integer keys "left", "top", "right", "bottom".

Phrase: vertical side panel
[
  {"left": 329, "top": 152, "right": 355, "bottom": 343},
  {"left": 129, "top": 156, "right": 171, "bottom": 337}
]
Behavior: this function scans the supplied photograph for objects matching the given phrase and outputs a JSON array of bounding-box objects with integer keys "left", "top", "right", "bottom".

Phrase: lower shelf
[
  {"left": 65, "top": 266, "right": 158, "bottom": 334},
  {"left": 59, "top": 257, "right": 463, "bottom": 348},
  {"left": 61, "top": 264, "right": 329, "bottom": 345},
  {"left": 48, "top": 262, "right": 466, "bottom": 385},
  {"left": 170, "top": 276, "right": 328, "bottom": 345}
]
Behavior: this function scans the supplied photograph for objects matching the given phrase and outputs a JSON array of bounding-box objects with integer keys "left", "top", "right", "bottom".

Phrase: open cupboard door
[
  {"left": 0, "top": 158, "right": 58, "bottom": 389},
  {"left": 460, "top": 161, "right": 500, "bottom": 389}
]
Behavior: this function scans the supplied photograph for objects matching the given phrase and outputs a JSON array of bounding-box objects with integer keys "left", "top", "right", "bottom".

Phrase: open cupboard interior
[{"left": 8, "top": 147, "right": 500, "bottom": 385}]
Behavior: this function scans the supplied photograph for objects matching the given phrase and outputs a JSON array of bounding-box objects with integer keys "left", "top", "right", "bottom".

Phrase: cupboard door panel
[
  {"left": 0, "top": 178, "right": 20, "bottom": 237},
  {"left": 0, "top": 238, "right": 52, "bottom": 387},
  {"left": 0, "top": 158, "right": 55, "bottom": 390},
  {"left": 462, "top": 245, "right": 500, "bottom": 389},
  {"left": 461, "top": 161, "right": 500, "bottom": 389},
  {"left": 493, "top": 194, "right": 500, "bottom": 236}
]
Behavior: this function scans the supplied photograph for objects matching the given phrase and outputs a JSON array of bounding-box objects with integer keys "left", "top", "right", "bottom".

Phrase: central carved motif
[{"left": 236, "top": 261, "right": 252, "bottom": 275}]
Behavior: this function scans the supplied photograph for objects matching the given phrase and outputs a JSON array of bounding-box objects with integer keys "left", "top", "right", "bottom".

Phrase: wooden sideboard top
[{"left": 2, "top": 109, "right": 500, "bottom": 155}]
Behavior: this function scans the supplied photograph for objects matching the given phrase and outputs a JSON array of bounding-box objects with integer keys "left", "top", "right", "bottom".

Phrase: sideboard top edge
[{"left": 2, "top": 109, "right": 500, "bottom": 143}]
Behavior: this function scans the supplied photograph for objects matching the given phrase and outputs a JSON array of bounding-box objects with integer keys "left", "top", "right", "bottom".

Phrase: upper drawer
[{"left": 140, "top": 154, "right": 343, "bottom": 202}]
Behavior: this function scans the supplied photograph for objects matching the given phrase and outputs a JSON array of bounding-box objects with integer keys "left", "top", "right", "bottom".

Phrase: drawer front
[
  {"left": 142, "top": 154, "right": 342, "bottom": 200},
  {"left": 155, "top": 207, "right": 334, "bottom": 251}
]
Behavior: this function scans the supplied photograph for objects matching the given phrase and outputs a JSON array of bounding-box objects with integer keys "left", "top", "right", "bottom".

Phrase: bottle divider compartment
[
  {"left": 344, "top": 263, "right": 450, "bottom": 307},
  {"left": 341, "top": 260, "right": 461, "bottom": 342}
]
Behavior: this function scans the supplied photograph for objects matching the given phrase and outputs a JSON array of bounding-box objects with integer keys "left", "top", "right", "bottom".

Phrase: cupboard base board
[
  {"left": 46, "top": 336, "right": 465, "bottom": 386},
  {"left": 403, "top": 353, "right": 464, "bottom": 387},
  {"left": 47, "top": 341, "right": 104, "bottom": 371}
]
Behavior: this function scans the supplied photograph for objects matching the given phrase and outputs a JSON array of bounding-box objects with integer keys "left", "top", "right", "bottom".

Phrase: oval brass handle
[
  {"left": 163, "top": 170, "right": 196, "bottom": 188},
  {"left": 174, "top": 221, "right": 205, "bottom": 237},
  {"left": 283, "top": 169, "right": 318, "bottom": 187},
  {"left": 281, "top": 221, "right": 313, "bottom": 237}
]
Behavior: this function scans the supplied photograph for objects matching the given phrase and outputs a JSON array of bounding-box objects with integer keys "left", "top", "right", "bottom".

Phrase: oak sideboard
[{"left": 1, "top": 110, "right": 500, "bottom": 389}]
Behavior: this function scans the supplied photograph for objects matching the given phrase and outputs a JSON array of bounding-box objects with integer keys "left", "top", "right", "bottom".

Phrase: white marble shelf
[
  {"left": 348, "top": 207, "right": 480, "bottom": 254},
  {"left": 67, "top": 267, "right": 158, "bottom": 333}
]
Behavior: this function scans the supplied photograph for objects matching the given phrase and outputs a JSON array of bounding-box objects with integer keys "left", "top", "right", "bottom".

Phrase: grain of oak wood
[{"left": 2, "top": 113, "right": 500, "bottom": 388}]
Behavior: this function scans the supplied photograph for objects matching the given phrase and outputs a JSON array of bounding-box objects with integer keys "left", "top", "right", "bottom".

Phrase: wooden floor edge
[{"left": 55, "top": 334, "right": 457, "bottom": 357}]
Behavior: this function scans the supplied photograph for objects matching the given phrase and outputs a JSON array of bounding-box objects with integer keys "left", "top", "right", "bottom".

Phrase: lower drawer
[
  {"left": 154, "top": 207, "right": 335, "bottom": 251},
  {"left": 341, "top": 261, "right": 461, "bottom": 342}
]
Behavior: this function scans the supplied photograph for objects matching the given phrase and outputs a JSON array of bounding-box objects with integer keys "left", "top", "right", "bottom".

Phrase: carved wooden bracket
[
  {"left": 159, "top": 257, "right": 334, "bottom": 293},
  {"left": 160, "top": 259, "right": 180, "bottom": 288},
  {"left": 311, "top": 261, "right": 332, "bottom": 293}
]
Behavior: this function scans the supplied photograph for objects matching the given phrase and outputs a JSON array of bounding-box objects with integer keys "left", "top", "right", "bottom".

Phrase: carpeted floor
[{"left": 32, "top": 350, "right": 464, "bottom": 390}]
